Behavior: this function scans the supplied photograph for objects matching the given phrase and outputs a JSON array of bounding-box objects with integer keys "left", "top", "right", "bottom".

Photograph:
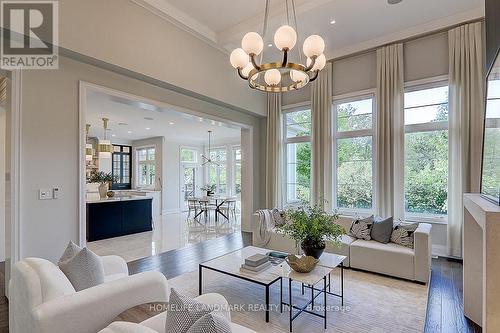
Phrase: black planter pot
[{"left": 300, "top": 240, "right": 325, "bottom": 259}]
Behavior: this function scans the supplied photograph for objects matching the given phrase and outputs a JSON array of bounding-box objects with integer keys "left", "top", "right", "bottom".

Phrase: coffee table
[{"left": 199, "top": 246, "right": 346, "bottom": 329}]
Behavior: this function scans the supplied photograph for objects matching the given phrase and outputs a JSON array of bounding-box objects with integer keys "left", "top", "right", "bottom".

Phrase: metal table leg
[
  {"left": 289, "top": 278, "right": 293, "bottom": 333},
  {"left": 324, "top": 276, "right": 327, "bottom": 329},
  {"left": 280, "top": 277, "right": 283, "bottom": 313},
  {"left": 198, "top": 265, "right": 203, "bottom": 295},
  {"left": 265, "top": 285, "right": 270, "bottom": 322}
]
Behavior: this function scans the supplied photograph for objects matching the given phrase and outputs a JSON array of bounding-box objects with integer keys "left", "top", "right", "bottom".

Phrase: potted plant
[
  {"left": 87, "top": 171, "right": 115, "bottom": 199},
  {"left": 276, "top": 201, "right": 345, "bottom": 259},
  {"left": 200, "top": 184, "right": 216, "bottom": 196}
]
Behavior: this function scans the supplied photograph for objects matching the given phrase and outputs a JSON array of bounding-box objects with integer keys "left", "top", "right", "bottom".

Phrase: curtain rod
[{"left": 329, "top": 17, "right": 485, "bottom": 63}]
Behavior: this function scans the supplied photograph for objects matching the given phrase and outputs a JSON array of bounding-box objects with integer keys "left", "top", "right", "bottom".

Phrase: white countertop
[{"left": 86, "top": 195, "right": 153, "bottom": 204}]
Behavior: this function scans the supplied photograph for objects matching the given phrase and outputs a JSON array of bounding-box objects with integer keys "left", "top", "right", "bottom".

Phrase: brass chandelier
[{"left": 230, "top": 0, "right": 326, "bottom": 93}]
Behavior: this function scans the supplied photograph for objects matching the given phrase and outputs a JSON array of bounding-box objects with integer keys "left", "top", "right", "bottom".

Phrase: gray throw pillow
[
  {"left": 370, "top": 216, "right": 394, "bottom": 243},
  {"left": 58, "top": 241, "right": 82, "bottom": 265},
  {"left": 348, "top": 215, "right": 374, "bottom": 240},
  {"left": 59, "top": 247, "right": 105, "bottom": 291},
  {"left": 272, "top": 208, "right": 286, "bottom": 227},
  {"left": 391, "top": 222, "right": 419, "bottom": 248},
  {"left": 165, "top": 289, "right": 213, "bottom": 333},
  {"left": 186, "top": 312, "right": 233, "bottom": 333}
]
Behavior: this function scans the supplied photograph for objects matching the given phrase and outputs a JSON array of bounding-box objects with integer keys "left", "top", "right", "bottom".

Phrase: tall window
[
  {"left": 483, "top": 78, "right": 500, "bottom": 199},
  {"left": 333, "top": 96, "right": 374, "bottom": 211},
  {"left": 208, "top": 148, "right": 227, "bottom": 195},
  {"left": 283, "top": 108, "right": 311, "bottom": 203},
  {"left": 112, "top": 145, "right": 132, "bottom": 190},
  {"left": 180, "top": 148, "right": 198, "bottom": 163},
  {"left": 233, "top": 146, "right": 242, "bottom": 196},
  {"left": 137, "top": 147, "right": 155, "bottom": 188},
  {"left": 404, "top": 84, "right": 449, "bottom": 217}
]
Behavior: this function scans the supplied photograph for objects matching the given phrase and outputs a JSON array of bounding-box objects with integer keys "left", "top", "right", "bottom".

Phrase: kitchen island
[{"left": 86, "top": 196, "right": 153, "bottom": 241}]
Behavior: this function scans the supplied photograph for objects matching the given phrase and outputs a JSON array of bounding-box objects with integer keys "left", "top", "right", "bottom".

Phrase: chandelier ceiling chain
[{"left": 230, "top": 0, "right": 326, "bottom": 93}]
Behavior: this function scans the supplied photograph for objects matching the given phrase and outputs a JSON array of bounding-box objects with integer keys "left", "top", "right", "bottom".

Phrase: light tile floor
[{"left": 88, "top": 211, "right": 241, "bottom": 262}]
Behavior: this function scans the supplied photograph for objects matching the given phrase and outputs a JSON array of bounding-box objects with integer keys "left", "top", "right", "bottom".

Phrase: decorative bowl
[{"left": 286, "top": 254, "right": 319, "bottom": 273}]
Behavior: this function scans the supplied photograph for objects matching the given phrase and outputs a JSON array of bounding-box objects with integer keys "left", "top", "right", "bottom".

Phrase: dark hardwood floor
[{"left": 0, "top": 233, "right": 482, "bottom": 332}]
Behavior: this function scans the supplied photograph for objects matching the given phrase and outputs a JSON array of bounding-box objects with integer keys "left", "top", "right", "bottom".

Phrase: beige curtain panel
[
  {"left": 311, "top": 62, "right": 333, "bottom": 209},
  {"left": 266, "top": 92, "right": 282, "bottom": 208},
  {"left": 447, "top": 22, "right": 485, "bottom": 258},
  {"left": 375, "top": 43, "right": 404, "bottom": 219}
]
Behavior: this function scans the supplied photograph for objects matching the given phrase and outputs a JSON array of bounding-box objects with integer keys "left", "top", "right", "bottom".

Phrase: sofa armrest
[
  {"left": 101, "top": 255, "right": 129, "bottom": 276},
  {"left": 33, "top": 271, "right": 168, "bottom": 333},
  {"left": 195, "top": 293, "right": 231, "bottom": 322},
  {"left": 414, "top": 223, "right": 432, "bottom": 283}
]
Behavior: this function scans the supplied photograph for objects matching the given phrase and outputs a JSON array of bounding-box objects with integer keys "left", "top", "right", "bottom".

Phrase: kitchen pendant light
[
  {"left": 85, "top": 124, "right": 93, "bottom": 161},
  {"left": 98, "top": 118, "right": 112, "bottom": 158}
]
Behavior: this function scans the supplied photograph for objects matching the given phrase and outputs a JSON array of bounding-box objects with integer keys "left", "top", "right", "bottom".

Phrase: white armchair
[{"left": 9, "top": 256, "right": 169, "bottom": 333}]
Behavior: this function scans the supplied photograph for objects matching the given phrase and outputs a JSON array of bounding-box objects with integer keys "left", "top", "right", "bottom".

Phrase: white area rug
[{"left": 169, "top": 267, "right": 428, "bottom": 333}]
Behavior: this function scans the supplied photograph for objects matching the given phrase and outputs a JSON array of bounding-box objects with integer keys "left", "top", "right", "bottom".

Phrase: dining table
[{"left": 194, "top": 196, "right": 232, "bottom": 222}]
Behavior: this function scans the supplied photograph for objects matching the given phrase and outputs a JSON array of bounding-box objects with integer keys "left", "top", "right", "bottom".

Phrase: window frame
[
  {"left": 282, "top": 104, "right": 312, "bottom": 204},
  {"left": 232, "top": 145, "right": 242, "bottom": 198},
  {"left": 332, "top": 90, "right": 376, "bottom": 216},
  {"left": 206, "top": 146, "right": 228, "bottom": 196},
  {"left": 136, "top": 146, "right": 156, "bottom": 189},
  {"left": 402, "top": 77, "right": 449, "bottom": 223}
]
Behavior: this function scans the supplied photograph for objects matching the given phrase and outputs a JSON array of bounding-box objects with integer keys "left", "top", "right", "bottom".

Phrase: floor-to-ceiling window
[
  {"left": 283, "top": 108, "right": 311, "bottom": 203},
  {"left": 180, "top": 147, "right": 199, "bottom": 207},
  {"left": 403, "top": 83, "right": 449, "bottom": 220},
  {"left": 136, "top": 146, "right": 155, "bottom": 188},
  {"left": 232, "top": 146, "right": 242, "bottom": 197},
  {"left": 333, "top": 95, "right": 375, "bottom": 213}
]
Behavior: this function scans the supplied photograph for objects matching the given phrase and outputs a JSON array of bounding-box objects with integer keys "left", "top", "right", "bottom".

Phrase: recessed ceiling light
[
  {"left": 127, "top": 131, "right": 132, "bottom": 134},
  {"left": 146, "top": 127, "right": 151, "bottom": 130},
  {"left": 330, "top": 19, "right": 336, "bottom": 24},
  {"left": 198, "top": 117, "right": 203, "bottom": 122},
  {"left": 111, "top": 134, "right": 116, "bottom": 137},
  {"left": 169, "top": 122, "right": 174, "bottom": 125},
  {"left": 268, "top": 43, "right": 272, "bottom": 47}
]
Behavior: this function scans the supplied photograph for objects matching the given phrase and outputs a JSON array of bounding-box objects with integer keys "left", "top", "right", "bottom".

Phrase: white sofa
[
  {"left": 101, "top": 293, "right": 256, "bottom": 333},
  {"left": 9, "top": 256, "right": 169, "bottom": 333},
  {"left": 253, "top": 214, "right": 432, "bottom": 283}
]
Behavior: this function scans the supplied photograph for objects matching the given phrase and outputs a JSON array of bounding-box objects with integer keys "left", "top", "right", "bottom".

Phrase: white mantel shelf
[{"left": 463, "top": 193, "right": 500, "bottom": 332}]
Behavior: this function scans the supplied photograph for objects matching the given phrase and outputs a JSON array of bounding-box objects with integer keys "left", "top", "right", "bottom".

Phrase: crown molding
[{"left": 130, "top": 0, "right": 227, "bottom": 54}]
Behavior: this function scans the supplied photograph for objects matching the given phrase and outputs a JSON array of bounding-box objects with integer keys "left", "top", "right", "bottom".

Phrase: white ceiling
[
  {"left": 86, "top": 90, "right": 241, "bottom": 145},
  {"left": 134, "top": 0, "right": 484, "bottom": 59}
]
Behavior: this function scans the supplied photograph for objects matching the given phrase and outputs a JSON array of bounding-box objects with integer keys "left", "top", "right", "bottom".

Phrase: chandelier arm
[
  {"left": 304, "top": 55, "right": 317, "bottom": 72},
  {"left": 237, "top": 68, "right": 248, "bottom": 80},
  {"left": 309, "top": 70, "right": 320, "bottom": 82},
  {"left": 282, "top": 48, "right": 289, "bottom": 67},
  {"left": 250, "top": 54, "right": 261, "bottom": 71}
]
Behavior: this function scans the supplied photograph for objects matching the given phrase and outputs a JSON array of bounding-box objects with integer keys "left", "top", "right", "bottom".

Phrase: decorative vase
[
  {"left": 300, "top": 239, "right": 325, "bottom": 259},
  {"left": 98, "top": 183, "right": 108, "bottom": 199},
  {"left": 106, "top": 190, "right": 115, "bottom": 198}
]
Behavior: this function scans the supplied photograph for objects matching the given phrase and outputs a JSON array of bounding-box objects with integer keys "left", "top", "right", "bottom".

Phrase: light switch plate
[{"left": 39, "top": 189, "right": 52, "bottom": 200}]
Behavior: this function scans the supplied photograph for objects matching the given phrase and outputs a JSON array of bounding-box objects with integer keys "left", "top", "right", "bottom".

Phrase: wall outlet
[{"left": 39, "top": 189, "right": 52, "bottom": 200}]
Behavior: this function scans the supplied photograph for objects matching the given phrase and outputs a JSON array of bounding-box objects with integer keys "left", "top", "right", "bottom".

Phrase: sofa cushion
[
  {"left": 186, "top": 312, "right": 232, "bottom": 333},
  {"left": 165, "top": 289, "right": 213, "bottom": 333},
  {"left": 59, "top": 247, "right": 105, "bottom": 291},
  {"left": 350, "top": 239, "right": 415, "bottom": 280},
  {"left": 325, "top": 234, "right": 355, "bottom": 267},
  {"left": 348, "top": 216, "right": 374, "bottom": 240},
  {"left": 391, "top": 222, "right": 419, "bottom": 248},
  {"left": 370, "top": 216, "right": 393, "bottom": 244},
  {"left": 99, "top": 322, "right": 158, "bottom": 333}
]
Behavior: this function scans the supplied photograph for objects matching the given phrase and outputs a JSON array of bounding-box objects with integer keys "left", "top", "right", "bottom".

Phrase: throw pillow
[
  {"left": 99, "top": 321, "right": 158, "bottom": 333},
  {"left": 165, "top": 289, "right": 213, "bottom": 333},
  {"left": 272, "top": 208, "right": 286, "bottom": 227},
  {"left": 391, "top": 222, "right": 419, "bottom": 248},
  {"left": 348, "top": 215, "right": 374, "bottom": 240},
  {"left": 59, "top": 247, "right": 105, "bottom": 291},
  {"left": 186, "top": 312, "right": 233, "bottom": 333},
  {"left": 58, "top": 241, "right": 82, "bottom": 265},
  {"left": 370, "top": 216, "right": 394, "bottom": 243}
]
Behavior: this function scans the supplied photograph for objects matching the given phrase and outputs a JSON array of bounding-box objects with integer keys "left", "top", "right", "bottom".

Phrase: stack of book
[{"left": 240, "top": 253, "right": 271, "bottom": 273}]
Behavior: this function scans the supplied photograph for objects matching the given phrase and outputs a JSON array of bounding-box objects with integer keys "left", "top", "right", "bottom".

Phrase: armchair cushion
[
  {"left": 59, "top": 247, "right": 105, "bottom": 291},
  {"left": 165, "top": 289, "right": 213, "bottom": 333},
  {"left": 186, "top": 312, "right": 232, "bottom": 333}
]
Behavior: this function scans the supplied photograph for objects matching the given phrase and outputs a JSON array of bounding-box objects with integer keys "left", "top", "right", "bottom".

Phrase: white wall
[
  {"left": 0, "top": 105, "right": 5, "bottom": 261},
  {"left": 58, "top": 0, "right": 266, "bottom": 116},
  {"left": 163, "top": 141, "right": 182, "bottom": 214},
  {"left": 17, "top": 56, "right": 264, "bottom": 262}
]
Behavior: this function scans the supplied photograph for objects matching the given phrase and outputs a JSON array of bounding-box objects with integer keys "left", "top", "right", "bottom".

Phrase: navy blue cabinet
[{"left": 87, "top": 198, "right": 153, "bottom": 241}]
